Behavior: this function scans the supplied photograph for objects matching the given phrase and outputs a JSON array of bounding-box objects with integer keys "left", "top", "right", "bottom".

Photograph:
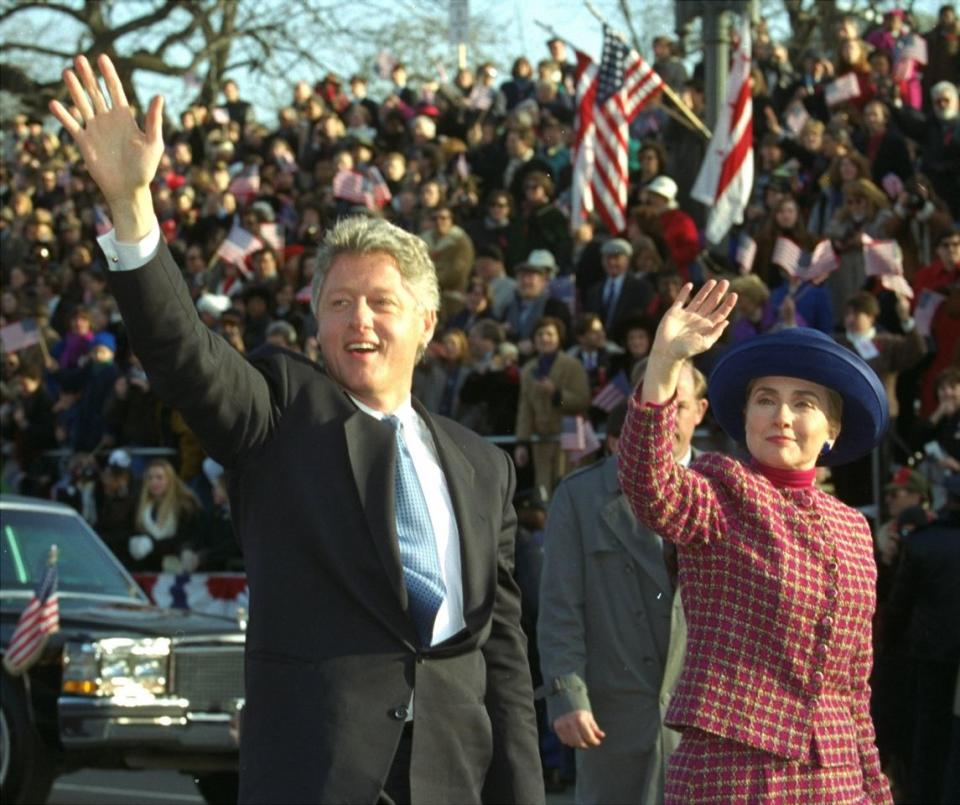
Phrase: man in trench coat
[{"left": 538, "top": 361, "right": 707, "bottom": 804}]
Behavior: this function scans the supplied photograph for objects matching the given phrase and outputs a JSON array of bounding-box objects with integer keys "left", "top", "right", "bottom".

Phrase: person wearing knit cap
[
  {"left": 618, "top": 279, "right": 892, "bottom": 802},
  {"left": 89, "top": 330, "right": 116, "bottom": 360}
]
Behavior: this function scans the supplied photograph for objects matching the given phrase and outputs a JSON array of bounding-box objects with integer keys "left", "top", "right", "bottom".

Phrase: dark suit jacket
[
  {"left": 106, "top": 242, "right": 543, "bottom": 805},
  {"left": 884, "top": 511, "right": 960, "bottom": 663},
  {"left": 584, "top": 273, "right": 656, "bottom": 341}
]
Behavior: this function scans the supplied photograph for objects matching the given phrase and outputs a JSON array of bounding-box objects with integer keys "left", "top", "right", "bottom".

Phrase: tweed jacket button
[
  {"left": 826, "top": 585, "right": 838, "bottom": 599},
  {"left": 821, "top": 615, "right": 834, "bottom": 628},
  {"left": 391, "top": 705, "right": 408, "bottom": 720},
  {"left": 812, "top": 670, "right": 825, "bottom": 683},
  {"left": 827, "top": 560, "right": 839, "bottom": 573},
  {"left": 815, "top": 642, "right": 828, "bottom": 656}
]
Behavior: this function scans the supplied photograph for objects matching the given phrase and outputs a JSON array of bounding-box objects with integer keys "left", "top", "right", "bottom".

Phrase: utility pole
[
  {"left": 676, "top": 0, "right": 751, "bottom": 131},
  {"left": 450, "top": 0, "right": 469, "bottom": 70}
]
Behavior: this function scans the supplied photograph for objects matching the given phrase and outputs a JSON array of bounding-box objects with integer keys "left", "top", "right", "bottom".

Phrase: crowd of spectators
[{"left": 1, "top": 9, "right": 959, "bottom": 798}]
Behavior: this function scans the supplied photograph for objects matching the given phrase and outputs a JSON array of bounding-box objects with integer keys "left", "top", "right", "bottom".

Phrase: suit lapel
[
  {"left": 414, "top": 401, "right": 485, "bottom": 631},
  {"left": 599, "top": 458, "right": 671, "bottom": 596},
  {"left": 343, "top": 409, "right": 407, "bottom": 609}
]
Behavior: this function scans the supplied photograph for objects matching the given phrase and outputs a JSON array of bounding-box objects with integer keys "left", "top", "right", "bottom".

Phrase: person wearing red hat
[{"left": 618, "top": 279, "right": 893, "bottom": 802}]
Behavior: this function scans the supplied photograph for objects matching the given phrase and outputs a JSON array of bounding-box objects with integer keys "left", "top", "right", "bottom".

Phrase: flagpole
[{"left": 657, "top": 83, "right": 712, "bottom": 139}]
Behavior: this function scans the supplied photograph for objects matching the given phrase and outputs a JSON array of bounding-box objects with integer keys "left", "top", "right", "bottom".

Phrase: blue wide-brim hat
[{"left": 708, "top": 328, "right": 888, "bottom": 466}]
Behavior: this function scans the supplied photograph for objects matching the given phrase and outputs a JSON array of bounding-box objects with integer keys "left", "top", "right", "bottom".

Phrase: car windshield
[{"left": 1, "top": 507, "right": 144, "bottom": 600}]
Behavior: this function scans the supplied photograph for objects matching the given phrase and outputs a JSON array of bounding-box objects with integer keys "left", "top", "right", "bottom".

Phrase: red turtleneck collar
[{"left": 750, "top": 458, "right": 817, "bottom": 489}]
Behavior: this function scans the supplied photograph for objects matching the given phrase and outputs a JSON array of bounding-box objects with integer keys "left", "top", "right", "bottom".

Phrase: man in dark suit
[
  {"left": 51, "top": 54, "right": 543, "bottom": 805},
  {"left": 583, "top": 239, "right": 655, "bottom": 343},
  {"left": 884, "top": 476, "right": 960, "bottom": 805}
]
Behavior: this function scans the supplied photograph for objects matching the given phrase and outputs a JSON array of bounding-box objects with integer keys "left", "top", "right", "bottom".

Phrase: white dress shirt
[{"left": 348, "top": 395, "right": 466, "bottom": 646}]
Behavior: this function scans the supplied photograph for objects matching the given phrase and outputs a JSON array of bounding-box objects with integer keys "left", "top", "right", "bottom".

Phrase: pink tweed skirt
[{"left": 665, "top": 729, "right": 871, "bottom": 804}]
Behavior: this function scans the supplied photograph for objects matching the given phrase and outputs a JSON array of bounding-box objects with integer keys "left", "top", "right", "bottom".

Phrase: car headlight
[{"left": 63, "top": 637, "right": 171, "bottom": 699}]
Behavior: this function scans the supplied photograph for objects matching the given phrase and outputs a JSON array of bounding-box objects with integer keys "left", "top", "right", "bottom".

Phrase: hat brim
[{"left": 707, "top": 329, "right": 889, "bottom": 466}]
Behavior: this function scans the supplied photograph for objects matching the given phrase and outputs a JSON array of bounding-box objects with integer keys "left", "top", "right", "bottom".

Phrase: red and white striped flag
[
  {"left": 366, "top": 166, "right": 393, "bottom": 209},
  {"left": 228, "top": 167, "right": 260, "bottom": 206},
  {"left": 571, "top": 25, "right": 665, "bottom": 235},
  {"left": 591, "top": 370, "right": 632, "bottom": 412},
  {"left": 0, "top": 318, "right": 41, "bottom": 353},
  {"left": 899, "top": 34, "right": 928, "bottom": 66},
  {"left": 560, "top": 415, "right": 587, "bottom": 451},
  {"left": 3, "top": 547, "right": 59, "bottom": 675},
  {"left": 862, "top": 234, "right": 903, "bottom": 277},
  {"left": 736, "top": 234, "right": 757, "bottom": 273},
  {"left": 691, "top": 16, "right": 753, "bottom": 244},
  {"left": 801, "top": 239, "right": 840, "bottom": 284},
  {"left": 771, "top": 238, "right": 839, "bottom": 284},
  {"left": 333, "top": 167, "right": 392, "bottom": 210},
  {"left": 215, "top": 222, "right": 263, "bottom": 274},
  {"left": 259, "top": 222, "right": 285, "bottom": 253},
  {"left": 824, "top": 72, "right": 861, "bottom": 107},
  {"left": 333, "top": 169, "right": 369, "bottom": 205},
  {"left": 772, "top": 237, "right": 804, "bottom": 274}
]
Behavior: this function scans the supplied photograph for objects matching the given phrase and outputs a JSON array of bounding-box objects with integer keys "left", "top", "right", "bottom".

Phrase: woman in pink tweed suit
[{"left": 618, "top": 279, "right": 893, "bottom": 803}]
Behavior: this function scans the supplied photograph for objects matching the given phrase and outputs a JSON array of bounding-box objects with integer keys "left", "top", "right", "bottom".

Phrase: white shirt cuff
[{"left": 97, "top": 219, "right": 162, "bottom": 271}]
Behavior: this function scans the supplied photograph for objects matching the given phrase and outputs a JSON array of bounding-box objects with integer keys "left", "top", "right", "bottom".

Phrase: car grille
[{"left": 171, "top": 643, "right": 244, "bottom": 711}]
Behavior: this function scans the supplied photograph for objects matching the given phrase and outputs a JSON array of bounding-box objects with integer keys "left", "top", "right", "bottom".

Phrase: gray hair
[
  {"left": 931, "top": 80, "right": 958, "bottom": 101},
  {"left": 310, "top": 216, "right": 440, "bottom": 316}
]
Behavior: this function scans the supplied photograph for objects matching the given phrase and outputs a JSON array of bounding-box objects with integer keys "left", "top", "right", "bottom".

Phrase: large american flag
[
  {"left": 3, "top": 550, "right": 59, "bottom": 676},
  {"left": 572, "top": 26, "right": 665, "bottom": 235}
]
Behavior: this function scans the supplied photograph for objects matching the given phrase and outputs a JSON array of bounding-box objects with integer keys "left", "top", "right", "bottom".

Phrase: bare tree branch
[
  {"left": 2, "top": 43, "right": 75, "bottom": 59},
  {"left": 108, "top": 0, "right": 186, "bottom": 42},
  {"left": 0, "top": 1, "right": 85, "bottom": 25}
]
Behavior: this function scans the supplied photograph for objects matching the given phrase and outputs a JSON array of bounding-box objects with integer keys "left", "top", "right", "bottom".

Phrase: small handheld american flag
[{"left": 3, "top": 545, "right": 60, "bottom": 676}]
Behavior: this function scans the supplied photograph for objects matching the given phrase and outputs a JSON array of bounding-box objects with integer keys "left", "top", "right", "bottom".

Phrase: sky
[
  {"left": 134, "top": 0, "right": 641, "bottom": 119},
  {"left": 141, "top": 0, "right": 947, "bottom": 120},
  {"left": 4, "top": 0, "right": 948, "bottom": 123}
]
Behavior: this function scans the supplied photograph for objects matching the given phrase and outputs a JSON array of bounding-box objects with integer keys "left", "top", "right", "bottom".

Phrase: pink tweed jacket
[{"left": 618, "top": 395, "right": 892, "bottom": 804}]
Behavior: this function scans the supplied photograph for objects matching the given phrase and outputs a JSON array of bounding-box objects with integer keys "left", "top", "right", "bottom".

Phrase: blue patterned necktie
[{"left": 386, "top": 415, "right": 446, "bottom": 646}]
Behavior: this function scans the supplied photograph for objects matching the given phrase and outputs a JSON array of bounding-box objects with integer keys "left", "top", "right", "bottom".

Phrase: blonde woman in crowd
[{"left": 128, "top": 458, "right": 202, "bottom": 573}]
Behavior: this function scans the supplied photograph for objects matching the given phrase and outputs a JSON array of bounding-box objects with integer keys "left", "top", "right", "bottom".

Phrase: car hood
[{"left": 2, "top": 595, "right": 244, "bottom": 641}]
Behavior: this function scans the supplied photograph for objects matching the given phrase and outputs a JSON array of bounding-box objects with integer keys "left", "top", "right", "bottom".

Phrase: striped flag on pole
[
  {"left": 771, "top": 238, "right": 839, "bottom": 285},
  {"left": 3, "top": 547, "right": 59, "bottom": 675},
  {"left": 591, "top": 370, "right": 632, "bottom": 412},
  {"left": 692, "top": 16, "right": 753, "bottom": 244},
  {"left": 215, "top": 223, "right": 263, "bottom": 274},
  {"left": 0, "top": 318, "right": 41, "bottom": 353},
  {"left": 572, "top": 25, "right": 665, "bottom": 235},
  {"left": 228, "top": 167, "right": 260, "bottom": 206},
  {"left": 862, "top": 234, "right": 903, "bottom": 277}
]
